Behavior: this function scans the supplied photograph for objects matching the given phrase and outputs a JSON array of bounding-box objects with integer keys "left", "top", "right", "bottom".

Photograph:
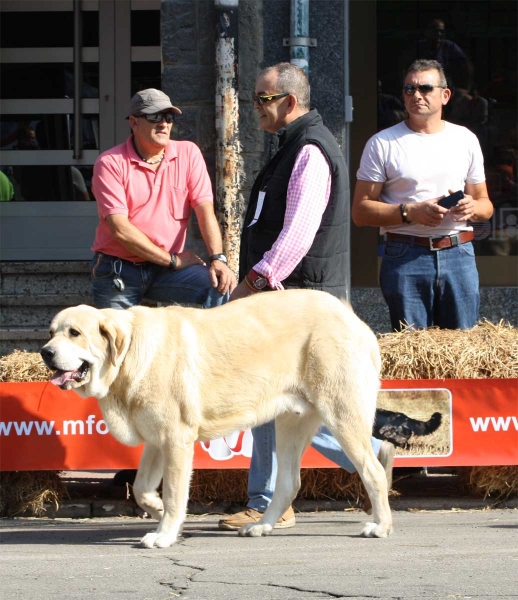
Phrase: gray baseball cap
[{"left": 128, "top": 88, "right": 182, "bottom": 116}]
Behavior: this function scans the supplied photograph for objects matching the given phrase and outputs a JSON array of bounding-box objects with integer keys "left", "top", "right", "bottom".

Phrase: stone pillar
[{"left": 161, "top": 0, "right": 264, "bottom": 262}]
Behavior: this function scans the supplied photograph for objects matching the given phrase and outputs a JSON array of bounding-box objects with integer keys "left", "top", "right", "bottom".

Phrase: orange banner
[{"left": 0, "top": 379, "right": 517, "bottom": 471}]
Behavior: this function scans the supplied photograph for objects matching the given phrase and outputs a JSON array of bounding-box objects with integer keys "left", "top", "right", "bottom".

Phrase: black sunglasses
[
  {"left": 252, "top": 92, "right": 290, "bottom": 106},
  {"left": 403, "top": 84, "right": 445, "bottom": 96},
  {"left": 135, "top": 112, "right": 175, "bottom": 123}
]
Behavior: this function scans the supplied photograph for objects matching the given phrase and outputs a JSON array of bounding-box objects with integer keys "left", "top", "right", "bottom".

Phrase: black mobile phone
[{"left": 438, "top": 190, "right": 464, "bottom": 209}]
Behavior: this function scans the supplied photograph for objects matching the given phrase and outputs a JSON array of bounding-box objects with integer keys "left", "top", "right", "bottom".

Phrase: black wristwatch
[
  {"left": 209, "top": 253, "right": 228, "bottom": 264},
  {"left": 247, "top": 269, "right": 268, "bottom": 290},
  {"left": 169, "top": 253, "right": 178, "bottom": 270},
  {"left": 400, "top": 203, "right": 410, "bottom": 224}
]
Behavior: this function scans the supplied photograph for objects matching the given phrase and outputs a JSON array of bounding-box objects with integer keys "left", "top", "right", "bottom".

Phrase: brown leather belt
[{"left": 385, "top": 231, "right": 474, "bottom": 251}]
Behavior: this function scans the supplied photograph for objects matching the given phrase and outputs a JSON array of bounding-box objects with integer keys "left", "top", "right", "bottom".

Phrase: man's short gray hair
[
  {"left": 261, "top": 62, "right": 311, "bottom": 110},
  {"left": 405, "top": 59, "right": 448, "bottom": 88}
]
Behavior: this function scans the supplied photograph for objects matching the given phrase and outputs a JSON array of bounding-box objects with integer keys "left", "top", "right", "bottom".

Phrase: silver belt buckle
[{"left": 429, "top": 237, "right": 440, "bottom": 251}]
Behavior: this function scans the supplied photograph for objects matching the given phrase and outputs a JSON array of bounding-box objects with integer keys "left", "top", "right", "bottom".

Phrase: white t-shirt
[{"left": 356, "top": 120, "right": 486, "bottom": 237}]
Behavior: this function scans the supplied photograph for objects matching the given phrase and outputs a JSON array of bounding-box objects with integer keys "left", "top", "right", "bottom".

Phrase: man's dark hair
[
  {"left": 261, "top": 62, "right": 311, "bottom": 110},
  {"left": 405, "top": 59, "right": 448, "bottom": 88}
]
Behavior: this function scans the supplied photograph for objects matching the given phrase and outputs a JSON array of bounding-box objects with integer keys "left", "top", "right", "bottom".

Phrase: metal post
[
  {"left": 215, "top": 0, "right": 241, "bottom": 273},
  {"left": 343, "top": 0, "right": 352, "bottom": 302},
  {"left": 290, "top": 0, "right": 309, "bottom": 75},
  {"left": 73, "top": 0, "right": 82, "bottom": 159}
]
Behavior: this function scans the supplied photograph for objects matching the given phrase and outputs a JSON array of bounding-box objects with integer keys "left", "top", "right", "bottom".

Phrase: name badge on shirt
[{"left": 248, "top": 190, "right": 266, "bottom": 227}]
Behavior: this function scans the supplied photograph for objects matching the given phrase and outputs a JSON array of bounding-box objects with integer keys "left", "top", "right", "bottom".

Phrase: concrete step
[
  {"left": 0, "top": 295, "right": 94, "bottom": 328},
  {"left": 0, "top": 328, "right": 49, "bottom": 356},
  {"left": 1, "top": 261, "right": 91, "bottom": 296},
  {"left": 1, "top": 262, "right": 93, "bottom": 356}
]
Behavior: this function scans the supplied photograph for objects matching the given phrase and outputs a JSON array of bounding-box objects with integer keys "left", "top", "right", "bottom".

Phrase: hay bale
[
  {"left": 457, "top": 466, "right": 518, "bottom": 500},
  {"left": 378, "top": 320, "right": 518, "bottom": 380},
  {"left": 189, "top": 469, "right": 365, "bottom": 505},
  {"left": 0, "top": 349, "right": 51, "bottom": 383},
  {"left": 0, "top": 471, "right": 67, "bottom": 517}
]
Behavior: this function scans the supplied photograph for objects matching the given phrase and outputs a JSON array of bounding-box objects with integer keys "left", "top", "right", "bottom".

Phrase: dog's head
[{"left": 40, "top": 305, "right": 130, "bottom": 398}]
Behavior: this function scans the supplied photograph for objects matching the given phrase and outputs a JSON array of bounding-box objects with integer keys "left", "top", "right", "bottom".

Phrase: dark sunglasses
[
  {"left": 135, "top": 112, "right": 174, "bottom": 123},
  {"left": 252, "top": 92, "right": 290, "bottom": 106},
  {"left": 403, "top": 84, "right": 445, "bottom": 96}
]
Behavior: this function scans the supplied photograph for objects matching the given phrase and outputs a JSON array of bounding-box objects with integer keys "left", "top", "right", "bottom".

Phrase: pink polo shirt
[{"left": 91, "top": 136, "right": 213, "bottom": 262}]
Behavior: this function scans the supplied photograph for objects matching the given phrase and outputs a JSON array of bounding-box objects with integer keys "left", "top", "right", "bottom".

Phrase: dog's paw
[
  {"left": 141, "top": 532, "right": 160, "bottom": 548},
  {"left": 140, "top": 531, "right": 177, "bottom": 548},
  {"left": 238, "top": 523, "right": 274, "bottom": 537},
  {"left": 361, "top": 521, "right": 392, "bottom": 538}
]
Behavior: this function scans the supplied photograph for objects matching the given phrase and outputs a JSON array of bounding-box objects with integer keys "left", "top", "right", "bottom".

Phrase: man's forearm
[
  {"left": 108, "top": 217, "right": 171, "bottom": 266},
  {"left": 194, "top": 202, "right": 224, "bottom": 256},
  {"left": 470, "top": 196, "right": 494, "bottom": 222},
  {"left": 352, "top": 197, "right": 406, "bottom": 227}
]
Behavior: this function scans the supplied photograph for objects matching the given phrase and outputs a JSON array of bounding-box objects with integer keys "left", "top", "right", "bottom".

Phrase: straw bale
[
  {"left": 0, "top": 350, "right": 51, "bottom": 383},
  {"left": 378, "top": 320, "right": 518, "bottom": 380},
  {"left": 457, "top": 466, "right": 518, "bottom": 500},
  {"left": 189, "top": 469, "right": 365, "bottom": 505},
  {"left": 0, "top": 471, "right": 67, "bottom": 517}
]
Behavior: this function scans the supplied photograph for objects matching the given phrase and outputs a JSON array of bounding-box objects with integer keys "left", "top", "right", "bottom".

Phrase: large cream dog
[{"left": 40, "top": 289, "right": 392, "bottom": 548}]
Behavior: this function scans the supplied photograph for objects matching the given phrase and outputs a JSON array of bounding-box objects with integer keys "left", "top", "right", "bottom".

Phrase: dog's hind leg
[
  {"left": 140, "top": 440, "right": 195, "bottom": 549},
  {"left": 328, "top": 425, "right": 392, "bottom": 537},
  {"left": 133, "top": 444, "right": 164, "bottom": 521},
  {"left": 328, "top": 394, "right": 392, "bottom": 537},
  {"left": 239, "top": 410, "right": 321, "bottom": 538}
]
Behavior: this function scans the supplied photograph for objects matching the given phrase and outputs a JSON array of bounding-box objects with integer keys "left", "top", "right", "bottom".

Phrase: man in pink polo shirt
[{"left": 91, "top": 88, "right": 236, "bottom": 310}]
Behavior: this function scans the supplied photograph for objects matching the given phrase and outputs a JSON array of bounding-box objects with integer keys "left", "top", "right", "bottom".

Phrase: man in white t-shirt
[{"left": 352, "top": 59, "right": 493, "bottom": 331}]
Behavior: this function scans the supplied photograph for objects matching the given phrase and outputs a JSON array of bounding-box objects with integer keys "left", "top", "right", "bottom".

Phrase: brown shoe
[{"left": 218, "top": 506, "right": 296, "bottom": 530}]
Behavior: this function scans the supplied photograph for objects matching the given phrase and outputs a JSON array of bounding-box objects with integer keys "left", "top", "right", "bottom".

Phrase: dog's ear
[{"left": 99, "top": 318, "right": 128, "bottom": 367}]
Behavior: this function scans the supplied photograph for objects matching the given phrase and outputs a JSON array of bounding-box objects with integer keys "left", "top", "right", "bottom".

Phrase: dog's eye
[{"left": 69, "top": 328, "right": 81, "bottom": 337}]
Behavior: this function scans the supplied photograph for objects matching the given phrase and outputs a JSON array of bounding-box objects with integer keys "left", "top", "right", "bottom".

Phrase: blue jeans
[
  {"left": 380, "top": 240, "right": 479, "bottom": 331},
  {"left": 247, "top": 422, "right": 383, "bottom": 511},
  {"left": 91, "top": 252, "right": 228, "bottom": 309}
]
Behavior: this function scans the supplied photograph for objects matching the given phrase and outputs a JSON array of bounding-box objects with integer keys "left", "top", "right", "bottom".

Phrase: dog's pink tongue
[{"left": 50, "top": 370, "right": 76, "bottom": 386}]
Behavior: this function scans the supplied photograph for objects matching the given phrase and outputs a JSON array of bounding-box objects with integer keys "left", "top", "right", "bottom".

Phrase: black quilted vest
[{"left": 239, "top": 109, "right": 349, "bottom": 299}]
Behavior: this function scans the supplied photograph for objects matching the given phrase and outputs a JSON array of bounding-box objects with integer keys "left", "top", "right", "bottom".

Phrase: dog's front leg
[
  {"left": 140, "top": 441, "right": 194, "bottom": 549},
  {"left": 133, "top": 444, "right": 164, "bottom": 521}
]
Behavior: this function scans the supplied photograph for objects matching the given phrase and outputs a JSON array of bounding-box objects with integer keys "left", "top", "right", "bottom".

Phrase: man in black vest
[{"left": 219, "top": 63, "right": 395, "bottom": 530}]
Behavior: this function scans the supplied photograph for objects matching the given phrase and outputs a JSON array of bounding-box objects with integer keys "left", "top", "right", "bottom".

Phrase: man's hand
[
  {"left": 209, "top": 260, "right": 237, "bottom": 295},
  {"left": 406, "top": 198, "right": 449, "bottom": 227},
  {"left": 175, "top": 251, "right": 206, "bottom": 269},
  {"left": 448, "top": 190, "right": 477, "bottom": 222},
  {"left": 229, "top": 280, "right": 257, "bottom": 302}
]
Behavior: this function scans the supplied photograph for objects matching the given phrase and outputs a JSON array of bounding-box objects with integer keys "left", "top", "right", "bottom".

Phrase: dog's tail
[{"left": 408, "top": 412, "right": 443, "bottom": 436}]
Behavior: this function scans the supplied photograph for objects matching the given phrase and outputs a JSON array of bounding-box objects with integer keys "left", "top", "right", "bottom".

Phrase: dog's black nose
[{"left": 40, "top": 347, "right": 55, "bottom": 362}]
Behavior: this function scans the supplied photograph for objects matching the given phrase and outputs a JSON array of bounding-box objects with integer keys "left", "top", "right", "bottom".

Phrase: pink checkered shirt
[{"left": 254, "top": 144, "right": 332, "bottom": 289}]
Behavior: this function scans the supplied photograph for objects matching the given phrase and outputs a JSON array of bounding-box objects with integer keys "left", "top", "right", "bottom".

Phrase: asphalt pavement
[{"left": 1, "top": 508, "right": 517, "bottom": 600}]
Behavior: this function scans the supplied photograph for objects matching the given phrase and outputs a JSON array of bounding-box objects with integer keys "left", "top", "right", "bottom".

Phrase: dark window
[
  {"left": 1, "top": 64, "right": 99, "bottom": 99},
  {"left": 131, "top": 10, "right": 160, "bottom": 46},
  {"left": 131, "top": 62, "right": 162, "bottom": 96},
  {"left": 1, "top": 115, "right": 99, "bottom": 151},
  {"left": 0, "top": 11, "right": 99, "bottom": 48},
  {"left": 1, "top": 165, "right": 94, "bottom": 202}
]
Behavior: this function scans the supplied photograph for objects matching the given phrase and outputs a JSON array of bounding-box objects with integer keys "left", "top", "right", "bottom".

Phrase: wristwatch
[
  {"left": 247, "top": 269, "right": 268, "bottom": 291},
  {"left": 209, "top": 253, "right": 228, "bottom": 264},
  {"left": 400, "top": 203, "right": 410, "bottom": 224},
  {"left": 169, "top": 253, "right": 178, "bottom": 270}
]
